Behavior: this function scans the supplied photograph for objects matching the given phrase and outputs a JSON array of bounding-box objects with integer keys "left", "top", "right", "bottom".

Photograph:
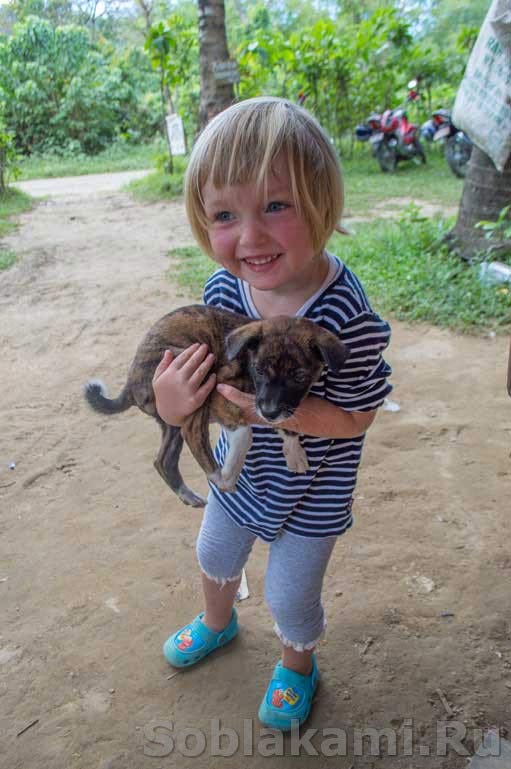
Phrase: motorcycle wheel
[
  {"left": 376, "top": 142, "right": 397, "bottom": 173},
  {"left": 445, "top": 135, "right": 472, "bottom": 178},
  {"left": 414, "top": 138, "right": 427, "bottom": 164}
]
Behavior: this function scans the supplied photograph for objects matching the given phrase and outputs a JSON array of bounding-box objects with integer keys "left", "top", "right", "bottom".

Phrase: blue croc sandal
[
  {"left": 163, "top": 609, "right": 238, "bottom": 668},
  {"left": 258, "top": 654, "right": 319, "bottom": 731}
]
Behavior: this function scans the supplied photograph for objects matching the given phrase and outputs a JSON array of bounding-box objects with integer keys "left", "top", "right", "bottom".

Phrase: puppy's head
[{"left": 226, "top": 317, "right": 349, "bottom": 423}]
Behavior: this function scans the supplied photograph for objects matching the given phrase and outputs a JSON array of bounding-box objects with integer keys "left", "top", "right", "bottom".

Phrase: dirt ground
[{"left": 1, "top": 181, "right": 510, "bottom": 769}]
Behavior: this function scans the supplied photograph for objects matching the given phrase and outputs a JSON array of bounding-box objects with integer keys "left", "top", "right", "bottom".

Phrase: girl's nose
[{"left": 239, "top": 217, "right": 267, "bottom": 247}]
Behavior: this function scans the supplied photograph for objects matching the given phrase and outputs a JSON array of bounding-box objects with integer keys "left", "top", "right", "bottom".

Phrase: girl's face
[{"left": 202, "top": 156, "right": 324, "bottom": 295}]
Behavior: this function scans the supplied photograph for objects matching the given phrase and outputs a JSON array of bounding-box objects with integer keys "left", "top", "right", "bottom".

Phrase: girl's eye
[
  {"left": 214, "top": 211, "right": 233, "bottom": 222},
  {"left": 266, "top": 201, "right": 288, "bottom": 213}
]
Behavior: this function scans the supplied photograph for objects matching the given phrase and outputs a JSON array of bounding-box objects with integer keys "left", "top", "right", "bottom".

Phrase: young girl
[{"left": 152, "top": 96, "right": 392, "bottom": 731}]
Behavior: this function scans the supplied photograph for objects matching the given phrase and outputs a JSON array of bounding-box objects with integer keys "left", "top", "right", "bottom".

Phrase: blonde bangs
[{"left": 185, "top": 97, "right": 344, "bottom": 256}]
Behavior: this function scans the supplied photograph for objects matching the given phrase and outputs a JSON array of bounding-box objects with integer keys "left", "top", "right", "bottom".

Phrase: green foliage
[
  {"left": 144, "top": 12, "right": 199, "bottom": 143},
  {"left": 6, "top": 0, "right": 74, "bottom": 27},
  {"left": 0, "top": 0, "right": 485, "bottom": 166},
  {"left": 0, "top": 16, "right": 161, "bottom": 155},
  {"left": 476, "top": 204, "right": 511, "bottom": 243},
  {"left": 235, "top": 3, "right": 469, "bottom": 144}
]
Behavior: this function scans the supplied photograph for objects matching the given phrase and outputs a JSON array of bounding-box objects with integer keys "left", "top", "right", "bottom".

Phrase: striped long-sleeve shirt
[{"left": 203, "top": 251, "right": 392, "bottom": 541}]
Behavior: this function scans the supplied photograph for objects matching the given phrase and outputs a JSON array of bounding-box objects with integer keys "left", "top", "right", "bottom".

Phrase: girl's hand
[
  {"left": 216, "top": 384, "right": 266, "bottom": 425},
  {"left": 152, "top": 343, "right": 216, "bottom": 426}
]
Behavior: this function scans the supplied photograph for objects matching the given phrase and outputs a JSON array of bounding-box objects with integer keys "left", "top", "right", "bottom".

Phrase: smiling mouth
[{"left": 243, "top": 253, "right": 282, "bottom": 266}]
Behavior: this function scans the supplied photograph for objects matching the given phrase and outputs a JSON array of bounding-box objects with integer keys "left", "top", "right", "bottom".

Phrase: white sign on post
[{"left": 165, "top": 114, "right": 186, "bottom": 156}]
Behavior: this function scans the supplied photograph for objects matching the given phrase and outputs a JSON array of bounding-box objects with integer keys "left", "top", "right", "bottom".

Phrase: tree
[
  {"left": 197, "top": 0, "right": 235, "bottom": 131},
  {"left": 448, "top": 147, "right": 511, "bottom": 261},
  {"left": 447, "top": 0, "right": 511, "bottom": 262}
]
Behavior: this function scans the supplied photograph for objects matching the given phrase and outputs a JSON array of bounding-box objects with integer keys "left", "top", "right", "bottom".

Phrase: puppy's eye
[
  {"left": 254, "top": 363, "right": 267, "bottom": 376},
  {"left": 293, "top": 369, "right": 309, "bottom": 384}
]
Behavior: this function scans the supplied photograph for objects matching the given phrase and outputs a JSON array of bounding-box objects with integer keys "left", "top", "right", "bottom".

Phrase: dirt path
[{"left": 1, "top": 184, "right": 510, "bottom": 769}]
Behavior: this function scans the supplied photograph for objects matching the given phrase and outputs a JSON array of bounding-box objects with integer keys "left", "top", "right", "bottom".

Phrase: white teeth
[{"left": 245, "top": 254, "right": 279, "bottom": 265}]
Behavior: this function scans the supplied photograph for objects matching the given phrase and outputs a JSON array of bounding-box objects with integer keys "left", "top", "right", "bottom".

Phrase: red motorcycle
[{"left": 355, "top": 81, "right": 426, "bottom": 173}]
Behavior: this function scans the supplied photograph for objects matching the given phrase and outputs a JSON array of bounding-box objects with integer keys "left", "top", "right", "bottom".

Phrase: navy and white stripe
[{"left": 203, "top": 252, "right": 392, "bottom": 542}]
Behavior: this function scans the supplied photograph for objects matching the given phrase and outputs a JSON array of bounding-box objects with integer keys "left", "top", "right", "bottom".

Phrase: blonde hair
[{"left": 185, "top": 96, "right": 344, "bottom": 256}]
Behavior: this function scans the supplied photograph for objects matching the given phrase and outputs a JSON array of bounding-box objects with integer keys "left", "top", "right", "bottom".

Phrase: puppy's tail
[{"left": 83, "top": 379, "right": 134, "bottom": 415}]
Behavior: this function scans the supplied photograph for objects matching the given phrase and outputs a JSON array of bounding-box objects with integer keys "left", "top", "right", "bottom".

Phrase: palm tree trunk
[
  {"left": 449, "top": 145, "right": 511, "bottom": 261},
  {"left": 197, "top": 0, "right": 235, "bottom": 131}
]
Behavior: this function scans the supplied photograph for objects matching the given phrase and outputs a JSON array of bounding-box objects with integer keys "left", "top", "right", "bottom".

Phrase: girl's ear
[
  {"left": 225, "top": 322, "right": 263, "bottom": 361},
  {"left": 311, "top": 328, "right": 350, "bottom": 373}
]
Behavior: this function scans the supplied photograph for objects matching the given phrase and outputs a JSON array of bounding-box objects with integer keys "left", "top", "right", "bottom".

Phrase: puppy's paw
[
  {"left": 208, "top": 470, "right": 238, "bottom": 493},
  {"left": 178, "top": 485, "right": 207, "bottom": 508},
  {"left": 284, "top": 442, "right": 310, "bottom": 474}
]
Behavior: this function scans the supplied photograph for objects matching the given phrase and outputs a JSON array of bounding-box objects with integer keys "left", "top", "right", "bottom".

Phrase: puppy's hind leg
[{"left": 154, "top": 422, "right": 207, "bottom": 508}]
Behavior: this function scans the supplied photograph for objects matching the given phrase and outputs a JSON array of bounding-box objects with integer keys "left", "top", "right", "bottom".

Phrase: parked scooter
[
  {"left": 355, "top": 81, "right": 426, "bottom": 173},
  {"left": 421, "top": 109, "right": 472, "bottom": 178}
]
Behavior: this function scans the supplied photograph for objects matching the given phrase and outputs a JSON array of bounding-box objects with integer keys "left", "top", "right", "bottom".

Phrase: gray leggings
[{"left": 196, "top": 493, "right": 338, "bottom": 652}]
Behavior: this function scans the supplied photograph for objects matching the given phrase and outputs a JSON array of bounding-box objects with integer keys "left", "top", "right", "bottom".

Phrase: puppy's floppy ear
[
  {"left": 311, "top": 328, "right": 350, "bottom": 373},
  {"left": 225, "top": 322, "right": 263, "bottom": 361}
]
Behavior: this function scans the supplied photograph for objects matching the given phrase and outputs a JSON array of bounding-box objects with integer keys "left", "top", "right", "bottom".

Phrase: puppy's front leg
[
  {"left": 215, "top": 425, "right": 252, "bottom": 492},
  {"left": 278, "top": 430, "right": 310, "bottom": 474}
]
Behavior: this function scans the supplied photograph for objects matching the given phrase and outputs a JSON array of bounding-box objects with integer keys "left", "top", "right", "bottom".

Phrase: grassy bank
[
  {"left": 341, "top": 147, "right": 462, "bottom": 214},
  {"left": 17, "top": 139, "right": 165, "bottom": 181},
  {"left": 0, "top": 187, "right": 33, "bottom": 270},
  {"left": 168, "top": 209, "right": 510, "bottom": 334},
  {"left": 126, "top": 157, "right": 186, "bottom": 202}
]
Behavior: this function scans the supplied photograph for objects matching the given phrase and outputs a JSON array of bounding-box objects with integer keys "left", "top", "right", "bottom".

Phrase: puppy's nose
[{"left": 260, "top": 404, "right": 283, "bottom": 422}]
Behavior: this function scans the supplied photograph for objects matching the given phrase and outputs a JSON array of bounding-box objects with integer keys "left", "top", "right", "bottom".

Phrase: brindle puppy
[{"left": 84, "top": 305, "right": 349, "bottom": 507}]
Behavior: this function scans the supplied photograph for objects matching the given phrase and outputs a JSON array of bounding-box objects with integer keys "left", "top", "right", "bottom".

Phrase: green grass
[
  {"left": 17, "top": 139, "right": 165, "bottom": 180},
  {"left": 168, "top": 246, "right": 214, "bottom": 299},
  {"left": 0, "top": 248, "right": 16, "bottom": 270},
  {"left": 126, "top": 167, "right": 185, "bottom": 202},
  {"left": 0, "top": 187, "right": 33, "bottom": 270},
  {"left": 341, "top": 145, "right": 463, "bottom": 215},
  {"left": 0, "top": 185, "right": 33, "bottom": 232},
  {"left": 332, "top": 211, "right": 511, "bottom": 333},
  {"left": 168, "top": 209, "right": 511, "bottom": 334}
]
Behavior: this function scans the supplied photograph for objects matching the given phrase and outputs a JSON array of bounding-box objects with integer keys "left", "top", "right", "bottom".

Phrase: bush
[{"left": 0, "top": 17, "right": 161, "bottom": 156}]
